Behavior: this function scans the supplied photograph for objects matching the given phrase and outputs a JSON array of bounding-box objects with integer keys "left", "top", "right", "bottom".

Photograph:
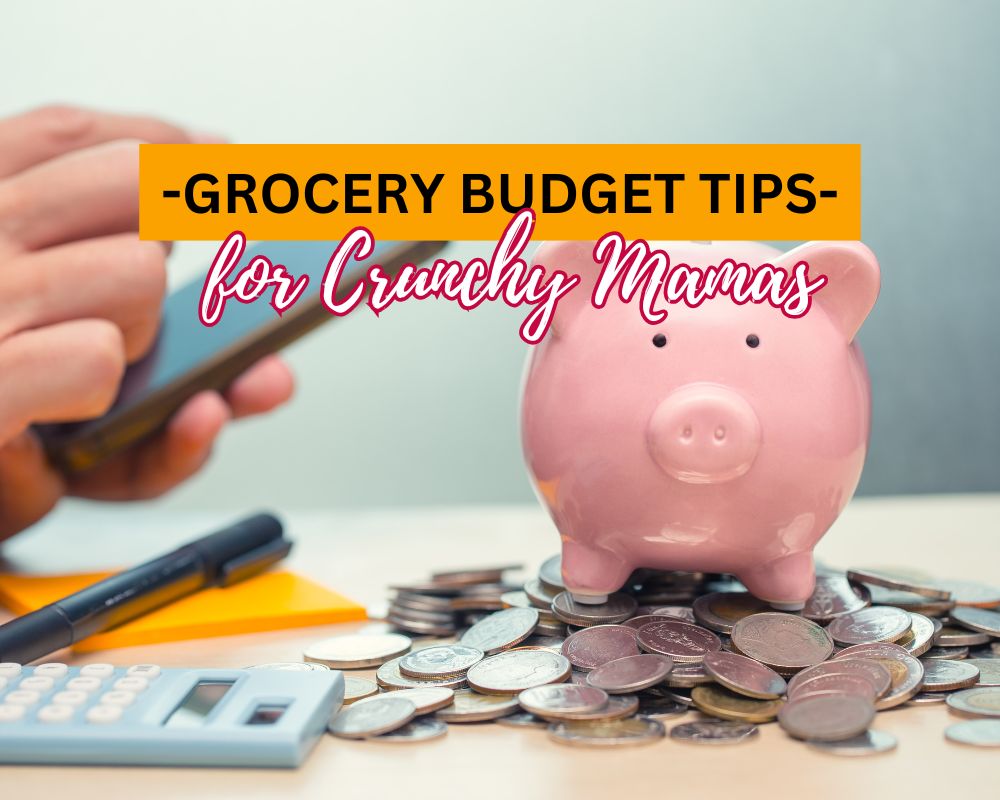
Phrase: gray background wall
[{"left": 2, "top": 0, "right": 998, "bottom": 514}]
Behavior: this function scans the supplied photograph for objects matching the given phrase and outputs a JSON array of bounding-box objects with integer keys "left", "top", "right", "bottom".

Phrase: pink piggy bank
[{"left": 521, "top": 240, "right": 880, "bottom": 609}]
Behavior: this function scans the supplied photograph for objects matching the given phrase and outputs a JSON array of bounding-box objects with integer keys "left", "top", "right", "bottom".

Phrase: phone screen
[
  {"left": 114, "top": 239, "right": 374, "bottom": 410},
  {"left": 36, "top": 237, "right": 444, "bottom": 470}
]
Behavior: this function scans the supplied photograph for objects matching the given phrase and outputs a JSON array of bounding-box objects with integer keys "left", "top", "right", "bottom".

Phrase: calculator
[{"left": 0, "top": 662, "right": 343, "bottom": 767}]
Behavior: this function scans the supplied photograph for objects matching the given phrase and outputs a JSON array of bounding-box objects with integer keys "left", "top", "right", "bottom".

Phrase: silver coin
[
  {"left": 924, "top": 645, "right": 971, "bottom": 660},
  {"left": 643, "top": 606, "right": 697, "bottom": 624},
  {"left": 702, "top": 651, "right": 786, "bottom": 699},
  {"left": 921, "top": 659, "right": 981, "bottom": 691},
  {"left": 552, "top": 592, "right": 638, "bottom": 626},
  {"left": 908, "top": 692, "right": 948, "bottom": 705},
  {"left": 399, "top": 644, "right": 484, "bottom": 678},
  {"left": 666, "top": 663, "right": 713, "bottom": 687},
  {"left": 501, "top": 590, "right": 534, "bottom": 609},
  {"left": 518, "top": 684, "right": 609, "bottom": 719},
  {"left": 945, "top": 719, "right": 1000, "bottom": 747},
  {"left": 328, "top": 696, "right": 416, "bottom": 739},
  {"left": 373, "top": 716, "right": 448, "bottom": 743},
  {"left": 669, "top": 720, "right": 759, "bottom": 744},
  {"left": 435, "top": 688, "right": 519, "bottom": 722},
  {"left": 466, "top": 649, "right": 571, "bottom": 694},
  {"left": 387, "top": 604, "right": 456, "bottom": 624},
  {"left": 521, "top": 635, "right": 567, "bottom": 650},
  {"left": 304, "top": 633, "right": 412, "bottom": 669},
  {"left": 833, "top": 643, "right": 924, "bottom": 709},
  {"left": 867, "top": 585, "right": 955, "bottom": 616},
  {"left": 624, "top": 614, "right": 691, "bottom": 631},
  {"left": 950, "top": 606, "right": 1000, "bottom": 637},
  {"left": 968, "top": 659, "right": 1000, "bottom": 687},
  {"left": 561, "top": 624, "right": 640, "bottom": 671},
  {"left": 787, "top": 658, "right": 892, "bottom": 700},
  {"left": 547, "top": 717, "right": 665, "bottom": 747},
  {"left": 496, "top": 711, "right": 549, "bottom": 729},
  {"left": 386, "top": 615, "right": 457, "bottom": 637},
  {"left": 538, "top": 554, "right": 565, "bottom": 593},
  {"left": 730, "top": 613, "right": 833, "bottom": 673},
  {"left": 930, "top": 579, "right": 1000, "bottom": 608},
  {"left": 342, "top": 676, "right": 380, "bottom": 705},
  {"left": 636, "top": 620, "right": 722, "bottom": 663},
  {"left": 534, "top": 620, "right": 569, "bottom": 637},
  {"left": 946, "top": 687, "right": 1000, "bottom": 718},
  {"left": 459, "top": 607, "right": 538, "bottom": 655},
  {"left": 356, "top": 686, "right": 454, "bottom": 715},
  {"left": 376, "top": 657, "right": 468, "bottom": 691},
  {"left": 897, "top": 612, "right": 936, "bottom": 657},
  {"left": 788, "top": 672, "right": 880, "bottom": 703},
  {"left": 392, "top": 591, "right": 454, "bottom": 612},
  {"left": 586, "top": 654, "right": 673, "bottom": 694},
  {"left": 778, "top": 694, "right": 875, "bottom": 741},
  {"left": 430, "top": 564, "right": 521, "bottom": 587},
  {"left": 847, "top": 568, "right": 951, "bottom": 600},
  {"left": 246, "top": 662, "right": 330, "bottom": 672},
  {"left": 524, "top": 578, "right": 559, "bottom": 609},
  {"left": 935, "top": 625, "right": 990, "bottom": 647},
  {"left": 539, "top": 693, "right": 638, "bottom": 722},
  {"left": 825, "top": 606, "right": 913, "bottom": 646},
  {"left": 801, "top": 574, "right": 871, "bottom": 622},
  {"left": 806, "top": 729, "right": 897, "bottom": 756}
]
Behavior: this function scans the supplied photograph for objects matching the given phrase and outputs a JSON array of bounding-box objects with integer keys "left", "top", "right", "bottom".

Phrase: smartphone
[{"left": 35, "top": 238, "right": 446, "bottom": 474}]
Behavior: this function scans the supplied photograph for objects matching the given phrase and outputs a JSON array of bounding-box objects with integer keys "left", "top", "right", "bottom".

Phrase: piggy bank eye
[
  {"left": 746, "top": 334, "right": 760, "bottom": 348},
  {"left": 652, "top": 333, "right": 667, "bottom": 348}
]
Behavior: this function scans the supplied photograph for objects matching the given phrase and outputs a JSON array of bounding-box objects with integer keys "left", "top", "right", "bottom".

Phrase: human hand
[{"left": 0, "top": 106, "right": 294, "bottom": 539}]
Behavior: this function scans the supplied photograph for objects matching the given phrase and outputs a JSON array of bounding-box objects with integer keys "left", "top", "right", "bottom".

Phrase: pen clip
[{"left": 217, "top": 537, "right": 293, "bottom": 587}]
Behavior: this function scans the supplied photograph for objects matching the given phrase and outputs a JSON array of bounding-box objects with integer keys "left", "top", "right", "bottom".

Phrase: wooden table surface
[{"left": 1, "top": 494, "right": 998, "bottom": 799}]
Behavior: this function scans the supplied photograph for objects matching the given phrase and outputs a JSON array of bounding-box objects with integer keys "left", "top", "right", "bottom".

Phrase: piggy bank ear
[
  {"left": 776, "top": 241, "right": 880, "bottom": 342},
  {"left": 532, "top": 240, "right": 601, "bottom": 338}
]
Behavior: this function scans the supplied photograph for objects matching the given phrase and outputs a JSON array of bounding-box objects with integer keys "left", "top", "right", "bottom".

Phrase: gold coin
[{"left": 691, "top": 684, "right": 784, "bottom": 723}]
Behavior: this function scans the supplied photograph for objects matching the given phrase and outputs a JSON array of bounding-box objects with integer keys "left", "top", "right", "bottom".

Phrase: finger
[
  {"left": 0, "top": 431, "right": 65, "bottom": 541},
  {"left": 69, "top": 391, "right": 230, "bottom": 501},
  {"left": 0, "top": 105, "right": 198, "bottom": 179},
  {"left": 224, "top": 355, "right": 295, "bottom": 418},
  {"left": 0, "top": 139, "right": 146, "bottom": 251},
  {"left": 0, "top": 319, "right": 125, "bottom": 442},
  {"left": 1, "top": 235, "right": 166, "bottom": 361}
]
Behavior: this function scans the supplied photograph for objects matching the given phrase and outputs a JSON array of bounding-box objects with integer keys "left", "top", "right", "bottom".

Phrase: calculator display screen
[{"left": 165, "top": 681, "right": 235, "bottom": 728}]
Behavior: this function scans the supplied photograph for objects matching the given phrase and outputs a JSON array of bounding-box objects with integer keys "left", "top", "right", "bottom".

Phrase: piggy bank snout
[{"left": 648, "top": 384, "right": 761, "bottom": 484}]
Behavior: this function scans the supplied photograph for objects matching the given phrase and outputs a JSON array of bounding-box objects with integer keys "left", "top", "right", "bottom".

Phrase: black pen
[{"left": 0, "top": 512, "right": 292, "bottom": 664}]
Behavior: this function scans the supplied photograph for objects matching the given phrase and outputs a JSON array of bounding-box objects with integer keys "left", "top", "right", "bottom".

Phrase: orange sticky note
[{"left": 0, "top": 570, "right": 366, "bottom": 652}]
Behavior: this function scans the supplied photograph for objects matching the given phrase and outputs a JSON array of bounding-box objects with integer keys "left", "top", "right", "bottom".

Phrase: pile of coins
[{"left": 294, "top": 561, "right": 1000, "bottom": 751}]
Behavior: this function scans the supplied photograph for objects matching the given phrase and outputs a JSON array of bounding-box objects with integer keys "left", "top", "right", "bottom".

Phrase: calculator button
[
  {"left": 0, "top": 664, "right": 21, "bottom": 680},
  {"left": 52, "top": 690, "right": 89, "bottom": 706},
  {"left": 86, "top": 704, "right": 123, "bottom": 724},
  {"left": 80, "top": 663, "right": 115, "bottom": 679},
  {"left": 34, "top": 663, "right": 69, "bottom": 679},
  {"left": 126, "top": 664, "right": 161, "bottom": 680},
  {"left": 5, "top": 690, "right": 40, "bottom": 706},
  {"left": 114, "top": 677, "right": 148, "bottom": 693},
  {"left": 19, "top": 676, "right": 54, "bottom": 692},
  {"left": 37, "top": 704, "right": 75, "bottom": 723},
  {"left": 0, "top": 704, "right": 25, "bottom": 723},
  {"left": 66, "top": 676, "right": 103, "bottom": 693},
  {"left": 100, "top": 690, "right": 136, "bottom": 707}
]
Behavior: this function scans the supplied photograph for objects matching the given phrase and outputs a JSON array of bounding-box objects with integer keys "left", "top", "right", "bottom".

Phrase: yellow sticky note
[{"left": 0, "top": 570, "right": 366, "bottom": 652}]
